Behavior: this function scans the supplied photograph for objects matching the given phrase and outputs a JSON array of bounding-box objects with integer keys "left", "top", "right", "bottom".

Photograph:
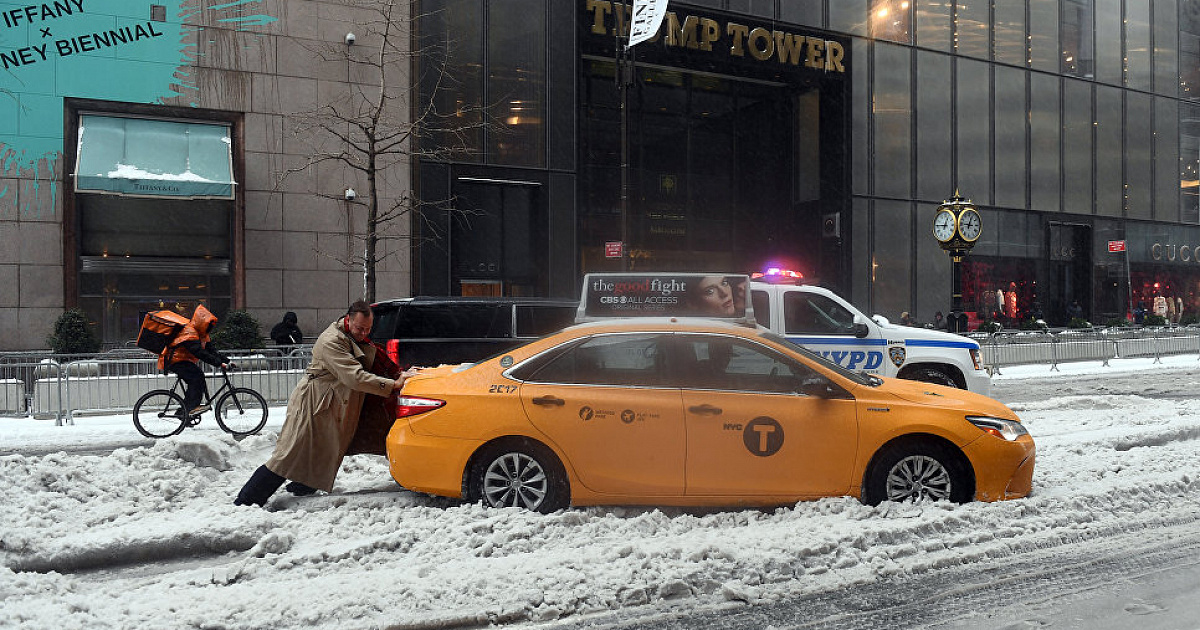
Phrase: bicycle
[{"left": 133, "top": 366, "right": 268, "bottom": 439}]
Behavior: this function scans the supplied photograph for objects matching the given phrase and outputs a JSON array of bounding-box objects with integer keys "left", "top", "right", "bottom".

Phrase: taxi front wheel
[
  {"left": 468, "top": 439, "right": 569, "bottom": 514},
  {"left": 862, "top": 441, "right": 973, "bottom": 505}
]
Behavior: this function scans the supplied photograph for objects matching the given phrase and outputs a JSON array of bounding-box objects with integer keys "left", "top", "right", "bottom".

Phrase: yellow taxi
[{"left": 386, "top": 318, "right": 1034, "bottom": 513}]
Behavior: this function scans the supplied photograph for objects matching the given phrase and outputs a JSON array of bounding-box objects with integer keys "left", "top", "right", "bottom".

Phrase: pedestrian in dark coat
[
  {"left": 235, "top": 301, "right": 414, "bottom": 506},
  {"left": 1067, "top": 300, "right": 1084, "bottom": 321},
  {"left": 270, "top": 311, "right": 304, "bottom": 346}
]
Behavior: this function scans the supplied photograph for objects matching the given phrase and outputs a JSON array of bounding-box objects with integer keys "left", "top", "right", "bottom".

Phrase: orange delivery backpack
[{"left": 136, "top": 310, "right": 190, "bottom": 355}]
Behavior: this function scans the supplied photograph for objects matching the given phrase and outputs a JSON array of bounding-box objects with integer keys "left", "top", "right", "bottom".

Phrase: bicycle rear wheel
[
  {"left": 216, "top": 388, "right": 268, "bottom": 437},
  {"left": 133, "top": 390, "right": 188, "bottom": 438}
]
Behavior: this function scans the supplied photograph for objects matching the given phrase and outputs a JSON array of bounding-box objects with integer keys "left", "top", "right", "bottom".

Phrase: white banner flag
[{"left": 628, "top": 0, "right": 669, "bottom": 47}]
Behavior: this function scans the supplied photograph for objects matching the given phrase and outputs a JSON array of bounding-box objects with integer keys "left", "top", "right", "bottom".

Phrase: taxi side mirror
[
  {"left": 799, "top": 374, "right": 852, "bottom": 399},
  {"left": 800, "top": 376, "right": 835, "bottom": 398}
]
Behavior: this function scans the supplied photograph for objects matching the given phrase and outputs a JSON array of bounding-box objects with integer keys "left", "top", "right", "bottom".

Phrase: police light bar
[
  {"left": 577, "top": 273, "right": 756, "bottom": 325},
  {"left": 751, "top": 267, "right": 806, "bottom": 284}
]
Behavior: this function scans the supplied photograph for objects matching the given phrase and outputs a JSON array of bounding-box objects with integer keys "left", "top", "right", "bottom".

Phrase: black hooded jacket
[{"left": 270, "top": 312, "right": 304, "bottom": 345}]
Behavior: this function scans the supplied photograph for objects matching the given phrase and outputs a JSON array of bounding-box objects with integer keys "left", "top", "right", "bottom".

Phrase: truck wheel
[{"left": 907, "top": 366, "right": 958, "bottom": 388}]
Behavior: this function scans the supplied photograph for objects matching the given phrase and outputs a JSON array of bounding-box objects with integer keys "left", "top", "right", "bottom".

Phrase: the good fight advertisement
[{"left": 580, "top": 273, "right": 751, "bottom": 319}]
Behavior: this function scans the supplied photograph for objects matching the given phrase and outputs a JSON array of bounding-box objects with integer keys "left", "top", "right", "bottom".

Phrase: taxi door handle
[
  {"left": 688, "top": 404, "right": 723, "bottom": 416},
  {"left": 532, "top": 395, "right": 565, "bottom": 407}
]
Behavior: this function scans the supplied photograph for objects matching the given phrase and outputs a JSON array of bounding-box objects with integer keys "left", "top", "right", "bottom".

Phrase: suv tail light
[
  {"left": 395, "top": 396, "right": 445, "bottom": 418},
  {"left": 386, "top": 339, "right": 401, "bottom": 366}
]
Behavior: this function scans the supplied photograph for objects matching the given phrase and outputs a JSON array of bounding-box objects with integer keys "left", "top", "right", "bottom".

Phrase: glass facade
[
  {"left": 413, "top": 0, "right": 1200, "bottom": 328},
  {"left": 840, "top": 0, "right": 1200, "bottom": 327}
]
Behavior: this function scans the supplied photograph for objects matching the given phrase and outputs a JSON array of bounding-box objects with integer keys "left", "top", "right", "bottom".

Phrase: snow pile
[{"left": 1, "top": 360, "right": 1200, "bottom": 629}]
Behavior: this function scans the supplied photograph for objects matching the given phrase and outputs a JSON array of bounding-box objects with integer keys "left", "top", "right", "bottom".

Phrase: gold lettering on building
[
  {"left": 747, "top": 27, "right": 773, "bottom": 60},
  {"left": 698, "top": 17, "right": 719, "bottom": 51},
  {"left": 587, "top": 0, "right": 608, "bottom": 35},
  {"left": 775, "top": 31, "right": 805, "bottom": 64},
  {"left": 727, "top": 22, "right": 748, "bottom": 56},
  {"left": 585, "top": 1, "right": 847, "bottom": 73},
  {"left": 666, "top": 13, "right": 698, "bottom": 48}
]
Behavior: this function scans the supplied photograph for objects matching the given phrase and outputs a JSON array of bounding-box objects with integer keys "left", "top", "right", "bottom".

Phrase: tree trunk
[{"left": 364, "top": 160, "right": 379, "bottom": 302}]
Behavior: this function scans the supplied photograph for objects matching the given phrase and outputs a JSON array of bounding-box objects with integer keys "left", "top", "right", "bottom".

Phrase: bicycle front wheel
[
  {"left": 216, "top": 388, "right": 268, "bottom": 437},
  {"left": 133, "top": 390, "right": 188, "bottom": 438}
]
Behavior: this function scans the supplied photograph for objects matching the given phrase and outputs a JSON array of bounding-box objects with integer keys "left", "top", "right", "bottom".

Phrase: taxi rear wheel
[
  {"left": 862, "top": 441, "right": 972, "bottom": 505},
  {"left": 468, "top": 440, "right": 569, "bottom": 514}
]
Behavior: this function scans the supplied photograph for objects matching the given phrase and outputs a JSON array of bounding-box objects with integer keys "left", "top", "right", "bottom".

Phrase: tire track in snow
[{"left": 546, "top": 520, "right": 1200, "bottom": 630}]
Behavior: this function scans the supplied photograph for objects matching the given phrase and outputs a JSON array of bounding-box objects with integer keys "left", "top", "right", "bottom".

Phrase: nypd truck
[
  {"left": 579, "top": 272, "right": 991, "bottom": 396},
  {"left": 747, "top": 280, "right": 990, "bottom": 396}
]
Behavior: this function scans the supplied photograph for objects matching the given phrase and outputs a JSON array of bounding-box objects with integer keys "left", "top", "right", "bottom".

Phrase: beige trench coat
[{"left": 265, "top": 318, "right": 396, "bottom": 491}]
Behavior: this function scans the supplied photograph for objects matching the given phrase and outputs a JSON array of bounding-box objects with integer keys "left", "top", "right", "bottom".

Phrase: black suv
[{"left": 369, "top": 297, "right": 579, "bottom": 367}]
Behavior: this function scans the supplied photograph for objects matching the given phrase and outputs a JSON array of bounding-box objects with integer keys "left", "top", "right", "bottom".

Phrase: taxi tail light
[
  {"left": 386, "top": 339, "right": 401, "bottom": 366},
  {"left": 396, "top": 396, "right": 445, "bottom": 418}
]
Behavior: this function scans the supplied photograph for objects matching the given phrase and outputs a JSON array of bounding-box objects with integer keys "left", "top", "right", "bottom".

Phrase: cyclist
[{"left": 159, "top": 304, "right": 231, "bottom": 417}]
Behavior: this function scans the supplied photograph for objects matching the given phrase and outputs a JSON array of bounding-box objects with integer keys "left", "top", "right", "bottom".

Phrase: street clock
[
  {"left": 935, "top": 191, "right": 980, "bottom": 333},
  {"left": 957, "top": 206, "right": 982, "bottom": 242},
  {"left": 933, "top": 208, "right": 957, "bottom": 243},
  {"left": 933, "top": 191, "right": 981, "bottom": 256}
]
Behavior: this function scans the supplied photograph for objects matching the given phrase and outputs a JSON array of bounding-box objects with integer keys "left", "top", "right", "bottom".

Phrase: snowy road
[{"left": 3, "top": 357, "right": 1200, "bottom": 629}]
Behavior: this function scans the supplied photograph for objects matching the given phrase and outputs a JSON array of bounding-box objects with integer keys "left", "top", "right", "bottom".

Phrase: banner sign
[
  {"left": 578, "top": 273, "right": 753, "bottom": 321},
  {"left": 629, "top": 0, "right": 670, "bottom": 47}
]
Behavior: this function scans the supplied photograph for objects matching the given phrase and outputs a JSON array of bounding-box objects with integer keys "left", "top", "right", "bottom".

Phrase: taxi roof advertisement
[{"left": 580, "top": 273, "right": 752, "bottom": 320}]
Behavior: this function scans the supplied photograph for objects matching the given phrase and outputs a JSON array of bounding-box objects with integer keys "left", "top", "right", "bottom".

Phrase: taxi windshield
[{"left": 759, "top": 330, "right": 879, "bottom": 386}]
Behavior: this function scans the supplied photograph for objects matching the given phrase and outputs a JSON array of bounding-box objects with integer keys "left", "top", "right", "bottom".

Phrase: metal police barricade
[
  {"left": 979, "top": 330, "right": 1056, "bottom": 375},
  {"left": 1114, "top": 327, "right": 1166, "bottom": 363},
  {"left": 1048, "top": 327, "right": 1116, "bottom": 371},
  {"left": 0, "top": 360, "right": 62, "bottom": 422},
  {"left": 48, "top": 357, "right": 167, "bottom": 422},
  {"left": 981, "top": 327, "right": 1117, "bottom": 375},
  {"left": 1154, "top": 326, "right": 1200, "bottom": 359},
  {"left": 220, "top": 351, "right": 305, "bottom": 406}
]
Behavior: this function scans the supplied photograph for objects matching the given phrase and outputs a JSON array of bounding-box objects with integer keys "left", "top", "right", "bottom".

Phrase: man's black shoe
[{"left": 285, "top": 481, "right": 318, "bottom": 496}]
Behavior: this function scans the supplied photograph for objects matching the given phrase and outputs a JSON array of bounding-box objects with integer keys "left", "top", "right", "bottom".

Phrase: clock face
[
  {"left": 958, "top": 208, "right": 982, "bottom": 241},
  {"left": 933, "top": 209, "right": 956, "bottom": 242}
]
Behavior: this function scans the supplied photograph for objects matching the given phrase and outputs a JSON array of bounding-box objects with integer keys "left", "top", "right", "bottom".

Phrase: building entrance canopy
[{"left": 74, "top": 115, "right": 235, "bottom": 199}]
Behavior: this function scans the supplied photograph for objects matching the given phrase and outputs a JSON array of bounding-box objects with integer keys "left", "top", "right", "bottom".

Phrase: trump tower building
[{"left": 412, "top": 0, "right": 1200, "bottom": 330}]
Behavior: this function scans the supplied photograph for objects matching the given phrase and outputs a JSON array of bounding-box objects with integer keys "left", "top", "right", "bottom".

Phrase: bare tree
[{"left": 279, "top": 0, "right": 489, "bottom": 302}]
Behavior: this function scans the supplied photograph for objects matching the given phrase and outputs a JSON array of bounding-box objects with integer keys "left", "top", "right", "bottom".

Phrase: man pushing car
[{"left": 235, "top": 300, "right": 417, "bottom": 506}]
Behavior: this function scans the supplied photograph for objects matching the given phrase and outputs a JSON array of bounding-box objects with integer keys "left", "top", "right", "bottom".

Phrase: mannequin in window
[{"left": 1005, "top": 283, "right": 1019, "bottom": 323}]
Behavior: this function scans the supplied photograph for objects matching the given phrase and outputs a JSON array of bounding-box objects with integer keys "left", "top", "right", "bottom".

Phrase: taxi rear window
[{"left": 511, "top": 334, "right": 670, "bottom": 387}]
